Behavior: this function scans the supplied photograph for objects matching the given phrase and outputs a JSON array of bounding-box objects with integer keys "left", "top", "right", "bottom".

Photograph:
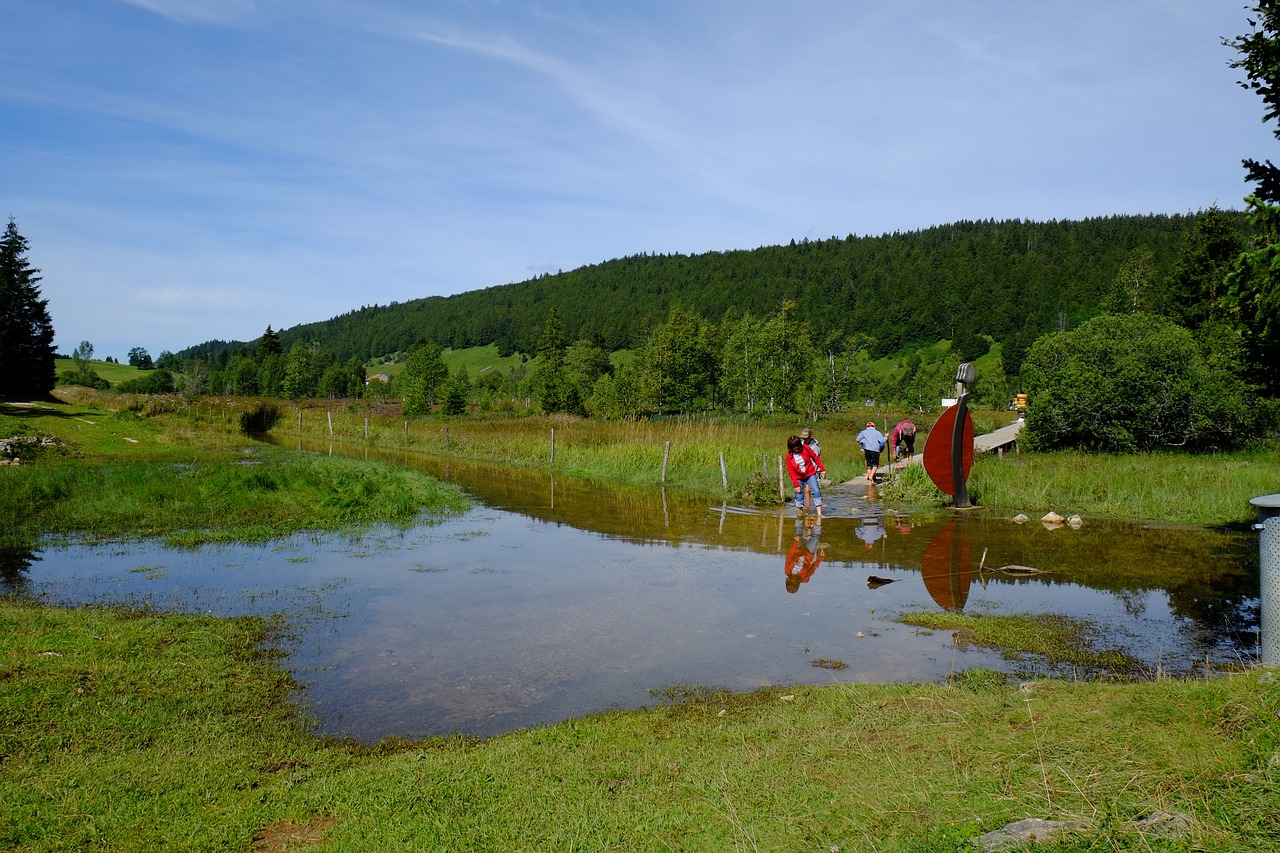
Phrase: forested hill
[{"left": 183, "top": 212, "right": 1244, "bottom": 365}]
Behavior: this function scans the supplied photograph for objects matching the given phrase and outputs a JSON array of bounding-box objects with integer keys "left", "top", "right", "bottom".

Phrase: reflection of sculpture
[
  {"left": 784, "top": 519, "right": 825, "bottom": 593},
  {"left": 920, "top": 521, "right": 972, "bottom": 611}
]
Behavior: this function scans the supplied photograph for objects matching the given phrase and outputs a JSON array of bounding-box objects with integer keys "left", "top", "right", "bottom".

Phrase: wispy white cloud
[{"left": 115, "top": 0, "right": 257, "bottom": 24}]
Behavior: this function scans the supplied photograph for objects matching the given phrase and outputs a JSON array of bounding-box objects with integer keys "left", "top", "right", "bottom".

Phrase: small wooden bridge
[{"left": 974, "top": 418, "right": 1023, "bottom": 453}]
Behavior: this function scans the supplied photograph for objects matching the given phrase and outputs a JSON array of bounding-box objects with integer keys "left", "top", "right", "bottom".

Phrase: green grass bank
[
  {"left": 0, "top": 398, "right": 469, "bottom": 549},
  {"left": 3, "top": 601, "right": 1278, "bottom": 852}
]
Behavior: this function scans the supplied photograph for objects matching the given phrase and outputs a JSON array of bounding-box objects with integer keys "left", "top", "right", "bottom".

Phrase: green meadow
[{"left": 3, "top": 391, "right": 1279, "bottom": 851}]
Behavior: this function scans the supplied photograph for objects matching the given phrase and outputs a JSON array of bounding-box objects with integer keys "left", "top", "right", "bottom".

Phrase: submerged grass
[
  {"left": 3, "top": 600, "right": 1278, "bottom": 852},
  {"left": 900, "top": 611, "right": 1146, "bottom": 677}
]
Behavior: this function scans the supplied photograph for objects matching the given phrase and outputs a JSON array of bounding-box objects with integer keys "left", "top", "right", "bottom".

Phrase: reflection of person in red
[{"left": 784, "top": 518, "right": 825, "bottom": 593}]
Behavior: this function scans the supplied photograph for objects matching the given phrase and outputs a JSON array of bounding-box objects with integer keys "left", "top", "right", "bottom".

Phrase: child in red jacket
[{"left": 785, "top": 434, "right": 826, "bottom": 519}]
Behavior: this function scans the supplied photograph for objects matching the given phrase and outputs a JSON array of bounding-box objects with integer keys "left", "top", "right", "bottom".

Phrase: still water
[{"left": 5, "top": 442, "right": 1260, "bottom": 742}]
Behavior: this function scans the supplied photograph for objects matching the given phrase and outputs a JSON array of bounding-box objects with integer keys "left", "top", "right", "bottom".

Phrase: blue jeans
[{"left": 796, "top": 474, "right": 822, "bottom": 508}]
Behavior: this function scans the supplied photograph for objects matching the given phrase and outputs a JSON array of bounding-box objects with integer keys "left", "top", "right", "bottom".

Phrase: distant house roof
[{"left": 366, "top": 373, "right": 390, "bottom": 384}]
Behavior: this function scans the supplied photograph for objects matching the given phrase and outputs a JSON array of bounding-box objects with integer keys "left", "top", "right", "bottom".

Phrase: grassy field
[
  {"left": 2, "top": 600, "right": 1277, "bottom": 852},
  {"left": 878, "top": 444, "right": 1280, "bottom": 528},
  {"left": 248, "top": 395, "right": 1273, "bottom": 527},
  {"left": 16, "top": 385, "right": 1279, "bottom": 528},
  {"left": 0, "top": 397, "right": 469, "bottom": 549},
  {"left": 54, "top": 357, "right": 147, "bottom": 387},
  {"left": 184, "top": 393, "right": 1010, "bottom": 499}
]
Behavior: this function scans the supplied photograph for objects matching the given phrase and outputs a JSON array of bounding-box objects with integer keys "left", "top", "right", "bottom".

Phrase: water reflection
[
  {"left": 0, "top": 547, "right": 38, "bottom": 594},
  {"left": 11, "top": 436, "right": 1262, "bottom": 742},
  {"left": 920, "top": 521, "right": 972, "bottom": 612},
  {"left": 784, "top": 519, "right": 825, "bottom": 593}
]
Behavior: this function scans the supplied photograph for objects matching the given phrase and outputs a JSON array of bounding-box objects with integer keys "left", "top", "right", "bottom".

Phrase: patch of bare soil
[{"left": 250, "top": 817, "right": 337, "bottom": 852}]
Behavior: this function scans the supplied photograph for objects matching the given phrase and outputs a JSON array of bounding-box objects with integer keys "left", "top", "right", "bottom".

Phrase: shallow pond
[{"left": 4, "top": 441, "right": 1262, "bottom": 742}]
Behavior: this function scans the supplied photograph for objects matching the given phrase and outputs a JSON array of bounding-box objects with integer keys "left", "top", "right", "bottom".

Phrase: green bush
[
  {"left": 114, "top": 369, "right": 175, "bottom": 395},
  {"left": 1021, "top": 312, "right": 1264, "bottom": 451}
]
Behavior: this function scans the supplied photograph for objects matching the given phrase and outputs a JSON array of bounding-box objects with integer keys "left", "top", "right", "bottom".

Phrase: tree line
[{"left": 181, "top": 212, "right": 1238, "bottom": 380}]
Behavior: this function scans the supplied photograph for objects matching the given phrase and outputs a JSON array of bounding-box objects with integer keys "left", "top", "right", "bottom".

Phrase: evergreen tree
[
  {"left": 1225, "top": 3, "right": 1280, "bottom": 392},
  {"left": 535, "top": 308, "right": 570, "bottom": 413},
  {"left": 1227, "top": 2, "right": 1280, "bottom": 202},
  {"left": 258, "top": 325, "right": 283, "bottom": 358},
  {"left": 442, "top": 367, "right": 471, "bottom": 415},
  {"left": 1164, "top": 206, "right": 1245, "bottom": 328},
  {"left": 0, "top": 219, "right": 56, "bottom": 399}
]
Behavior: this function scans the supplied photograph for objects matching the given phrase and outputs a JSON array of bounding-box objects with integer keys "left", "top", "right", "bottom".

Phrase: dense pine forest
[{"left": 181, "top": 213, "right": 1226, "bottom": 372}]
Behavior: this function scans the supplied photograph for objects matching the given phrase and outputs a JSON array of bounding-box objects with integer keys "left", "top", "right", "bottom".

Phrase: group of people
[{"left": 784, "top": 419, "right": 918, "bottom": 517}]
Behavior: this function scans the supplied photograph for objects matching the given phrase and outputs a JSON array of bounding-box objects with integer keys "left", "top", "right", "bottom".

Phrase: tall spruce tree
[
  {"left": 0, "top": 219, "right": 57, "bottom": 400},
  {"left": 1225, "top": 2, "right": 1280, "bottom": 392}
]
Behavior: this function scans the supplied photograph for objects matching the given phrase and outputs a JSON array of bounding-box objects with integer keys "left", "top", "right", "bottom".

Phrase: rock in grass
[{"left": 974, "top": 817, "right": 1088, "bottom": 851}]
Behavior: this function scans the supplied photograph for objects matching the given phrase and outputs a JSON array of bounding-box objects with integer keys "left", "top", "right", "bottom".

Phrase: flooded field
[{"left": 4, "top": 442, "right": 1261, "bottom": 742}]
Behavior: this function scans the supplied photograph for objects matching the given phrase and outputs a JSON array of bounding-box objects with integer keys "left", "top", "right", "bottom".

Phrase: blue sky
[{"left": 2, "top": 1, "right": 1273, "bottom": 360}]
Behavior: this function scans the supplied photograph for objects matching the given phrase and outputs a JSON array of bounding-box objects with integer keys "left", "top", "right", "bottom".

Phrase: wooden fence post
[
  {"left": 719, "top": 451, "right": 728, "bottom": 491},
  {"left": 777, "top": 455, "right": 785, "bottom": 502},
  {"left": 661, "top": 440, "right": 670, "bottom": 484},
  {"left": 551, "top": 428, "right": 556, "bottom": 465}
]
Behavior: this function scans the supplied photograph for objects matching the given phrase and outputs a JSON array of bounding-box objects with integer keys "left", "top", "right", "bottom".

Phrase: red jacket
[{"left": 785, "top": 446, "right": 825, "bottom": 487}]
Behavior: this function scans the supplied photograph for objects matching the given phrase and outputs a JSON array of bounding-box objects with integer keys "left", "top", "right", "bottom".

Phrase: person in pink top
[
  {"left": 891, "top": 420, "right": 917, "bottom": 465},
  {"left": 785, "top": 434, "right": 826, "bottom": 519}
]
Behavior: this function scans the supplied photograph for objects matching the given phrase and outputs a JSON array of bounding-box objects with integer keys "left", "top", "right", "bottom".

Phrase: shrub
[
  {"left": 1020, "top": 313, "right": 1263, "bottom": 451},
  {"left": 114, "top": 369, "right": 175, "bottom": 395}
]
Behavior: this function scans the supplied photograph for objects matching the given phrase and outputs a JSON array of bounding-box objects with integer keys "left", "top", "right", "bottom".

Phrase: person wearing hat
[
  {"left": 799, "top": 427, "right": 820, "bottom": 457},
  {"left": 856, "top": 421, "right": 887, "bottom": 484}
]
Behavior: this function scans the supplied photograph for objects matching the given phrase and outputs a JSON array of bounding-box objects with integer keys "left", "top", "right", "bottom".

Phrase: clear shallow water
[{"left": 5, "top": 444, "right": 1261, "bottom": 742}]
